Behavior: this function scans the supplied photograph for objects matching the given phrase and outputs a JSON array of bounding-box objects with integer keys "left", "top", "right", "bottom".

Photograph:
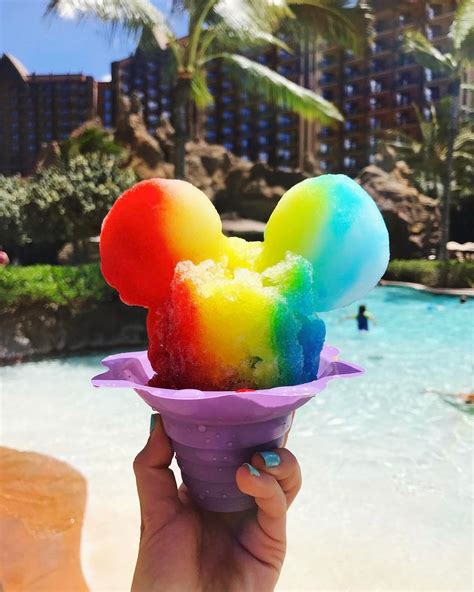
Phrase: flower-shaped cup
[{"left": 92, "top": 345, "right": 362, "bottom": 512}]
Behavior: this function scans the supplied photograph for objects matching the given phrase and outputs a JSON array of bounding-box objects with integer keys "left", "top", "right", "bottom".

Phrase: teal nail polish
[
  {"left": 149, "top": 414, "right": 156, "bottom": 434},
  {"left": 258, "top": 451, "right": 281, "bottom": 468},
  {"left": 243, "top": 463, "right": 260, "bottom": 477}
]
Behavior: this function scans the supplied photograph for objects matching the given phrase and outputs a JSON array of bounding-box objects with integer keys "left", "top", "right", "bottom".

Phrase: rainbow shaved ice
[{"left": 100, "top": 175, "right": 389, "bottom": 390}]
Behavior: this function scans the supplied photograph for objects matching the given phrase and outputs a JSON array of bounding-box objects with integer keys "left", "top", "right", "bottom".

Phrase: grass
[
  {"left": 385, "top": 259, "right": 474, "bottom": 289},
  {"left": 0, "top": 263, "right": 115, "bottom": 311},
  {"left": 1, "top": 259, "right": 472, "bottom": 314}
]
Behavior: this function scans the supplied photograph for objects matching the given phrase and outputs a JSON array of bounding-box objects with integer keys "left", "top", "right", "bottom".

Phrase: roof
[{"left": 1, "top": 53, "right": 30, "bottom": 81}]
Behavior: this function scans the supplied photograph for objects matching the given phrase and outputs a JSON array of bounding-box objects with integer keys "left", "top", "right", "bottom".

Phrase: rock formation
[
  {"left": 357, "top": 163, "right": 441, "bottom": 258},
  {"left": 34, "top": 100, "right": 441, "bottom": 258}
]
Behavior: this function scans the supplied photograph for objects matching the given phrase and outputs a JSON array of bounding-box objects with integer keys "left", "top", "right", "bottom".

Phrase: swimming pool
[{"left": 1, "top": 287, "right": 472, "bottom": 591}]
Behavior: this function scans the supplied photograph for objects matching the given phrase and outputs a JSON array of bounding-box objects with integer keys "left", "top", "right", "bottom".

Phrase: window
[
  {"left": 344, "top": 102, "right": 356, "bottom": 114},
  {"left": 277, "top": 132, "right": 291, "bottom": 144},
  {"left": 258, "top": 151, "right": 268, "bottom": 162},
  {"left": 320, "top": 143, "right": 328, "bottom": 154},
  {"left": 344, "top": 156, "right": 356, "bottom": 168},
  {"left": 277, "top": 148, "right": 291, "bottom": 161},
  {"left": 369, "top": 117, "right": 381, "bottom": 129},
  {"left": 396, "top": 92, "right": 410, "bottom": 106},
  {"left": 370, "top": 79, "right": 383, "bottom": 93},
  {"left": 399, "top": 13, "right": 412, "bottom": 26},
  {"left": 277, "top": 114, "right": 291, "bottom": 126},
  {"left": 224, "top": 142, "right": 234, "bottom": 151},
  {"left": 320, "top": 160, "right": 327, "bottom": 171},
  {"left": 321, "top": 72, "right": 334, "bottom": 85}
]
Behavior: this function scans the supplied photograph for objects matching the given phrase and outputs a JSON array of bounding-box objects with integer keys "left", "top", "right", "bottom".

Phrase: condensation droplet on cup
[
  {"left": 218, "top": 468, "right": 223, "bottom": 472},
  {"left": 222, "top": 493, "right": 228, "bottom": 499},
  {"left": 199, "top": 494, "right": 205, "bottom": 500},
  {"left": 186, "top": 426, "right": 192, "bottom": 433},
  {"left": 205, "top": 489, "right": 210, "bottom": 495},
  {"left": 227, "top": 442, "right": 233, "bottom": 448},
  {"left": 223, "top": 456, "right": 228, "bottom": 461},
  {"left": 205, "top": 438, "right": 211, "bottom": 444},
  {"left": 215, "top": 433, "right": 221, "bottom": 439},
  {"left": 198, "top": 425, "right": 207, "bottom": 433},
  {"left": 212, "top": 456, "right": 217, "bottom": 461}
]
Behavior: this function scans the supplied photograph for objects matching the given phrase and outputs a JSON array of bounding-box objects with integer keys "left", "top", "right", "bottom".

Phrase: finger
[
  {"left": 236, "top": 463, "right": 287, "bottom": 545},
  {"left": 133, "top": 414, "right": 180, "bottom": 529},
  {"left": 251, "top": 448, "right": 302, "bottom": 507}
]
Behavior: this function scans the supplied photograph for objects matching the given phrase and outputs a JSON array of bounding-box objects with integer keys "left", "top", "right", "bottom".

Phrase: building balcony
[
  {"left": 426, "top": 9, "right": 455, "bottom": 22},
  {"left": 319, "top": 77, "right": 339, "bottom": 88}
]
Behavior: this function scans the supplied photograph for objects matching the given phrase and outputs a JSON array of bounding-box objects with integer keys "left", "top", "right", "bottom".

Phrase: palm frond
[
  {"left": 403, "top": 30, "right": 457, "bottom": 74},
  {"left": 207, "top": 0, "right": 293, "bottom": 54},
  {"left": 46, "top": 0, "right": 171, "bottom": 48},
  {"left": 451, "top": 0, "right": 474, "bottom": 61},
  {"left": 191, "top": 69, "right": 214, "bottom": 108},
  {"left": 287, "top": 0, "right": 373, "bottom": 56},
  {"left": 207, "top": 53, "right": 343, "bottom": 124},
  {"left": 213, "top": 0, "right": 291, "bottom": 34}
]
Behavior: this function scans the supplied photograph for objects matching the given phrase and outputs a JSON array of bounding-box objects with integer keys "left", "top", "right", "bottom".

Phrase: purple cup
[{"left": 92, "top": 345, "right": 362, "bottom": 512}]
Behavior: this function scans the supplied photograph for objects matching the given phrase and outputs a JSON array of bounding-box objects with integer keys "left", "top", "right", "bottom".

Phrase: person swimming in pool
[{"left": 344, "top": 304, "right": 376, "bottom": 331}]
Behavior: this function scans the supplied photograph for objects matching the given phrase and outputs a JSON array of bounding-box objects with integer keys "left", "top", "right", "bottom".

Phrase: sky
[{"left": 0, "top": 0, "right": 187, "bottom": 80}]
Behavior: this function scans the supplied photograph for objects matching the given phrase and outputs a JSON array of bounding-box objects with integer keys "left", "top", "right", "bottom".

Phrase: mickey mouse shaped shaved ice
[{"left": 100, "top": 175, "right": 389, "bottom": 391}]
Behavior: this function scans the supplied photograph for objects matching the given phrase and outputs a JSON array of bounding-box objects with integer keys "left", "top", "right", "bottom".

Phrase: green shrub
[
  {"left": 0, "top": 153, "right": 136, "bottom": 262},
  {"left": 0, "top": 263, "right": 115, "bottom": 311},
  {"left": 0, "top": 175, "right": 31, "bottom": 249},
  {"left": 385, "top": 259, "right": 474, "bottom": 288},
  {"left": 25, "top": 153, "right": 137, "bottom": 245}
]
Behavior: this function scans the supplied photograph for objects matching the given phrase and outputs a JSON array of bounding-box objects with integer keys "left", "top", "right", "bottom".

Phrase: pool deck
[{"left": 380, "top": 280, "right": 474, "bottom": 297}]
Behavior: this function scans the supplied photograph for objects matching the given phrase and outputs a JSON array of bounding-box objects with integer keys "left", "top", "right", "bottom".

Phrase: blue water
[{"left": 1, "top": 287, "right": 472, "bottom": 591}]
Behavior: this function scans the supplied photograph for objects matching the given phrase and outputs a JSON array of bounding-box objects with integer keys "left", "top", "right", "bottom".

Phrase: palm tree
[
  {"left": 385, "top": 99, "right": 474, "bottom": 202},
  {"left": 46, "top": 1, "right": 372, "bottom": 178},
  {"left": 402, "top": 0, "right": 474, "bottom": 262},
  {"left": 61, "top": 125, "right": 123, "bottom": 164}
]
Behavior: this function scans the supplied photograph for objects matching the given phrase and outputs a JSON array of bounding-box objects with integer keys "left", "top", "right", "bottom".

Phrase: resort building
[
  {"left": 0, "top": 53, "right": 97, "bottom": 176},
  {"left": 109, "top": 0, "right": 459, "bottom": 173},
  {"left": 0, "top": 1, "right": 460, "bottom": 176},
  {"left": 317, "top": 0, "right": 459, "bottom": 176}
]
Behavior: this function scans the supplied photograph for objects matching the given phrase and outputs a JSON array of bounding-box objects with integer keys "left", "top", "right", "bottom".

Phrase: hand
[{"left": 132, "top": 414, "right": 301, "bottom": 592}]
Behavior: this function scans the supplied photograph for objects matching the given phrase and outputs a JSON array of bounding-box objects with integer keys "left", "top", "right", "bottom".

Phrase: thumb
[{"left": 133, "top": 414, "right": 180, "bottom": 529}]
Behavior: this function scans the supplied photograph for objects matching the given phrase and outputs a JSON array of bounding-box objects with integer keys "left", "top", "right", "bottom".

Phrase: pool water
[{"left": 1, "top": 287, "right": 473, "bottom": 591}]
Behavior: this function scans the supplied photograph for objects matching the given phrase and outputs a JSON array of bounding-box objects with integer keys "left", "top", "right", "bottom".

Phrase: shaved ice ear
[
  {"left": 100, "top": 178, "right": 225, "bottom": 307},
  {"left": 261, "top": 175, "right": 390, "bottom": 311}
]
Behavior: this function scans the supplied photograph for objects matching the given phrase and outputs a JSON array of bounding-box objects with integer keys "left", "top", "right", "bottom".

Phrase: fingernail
[
  {"left": 258, "top": 451, "right": 281, "bottom": 468},
  {"left": 149, "top": 414, "right": 157, "bottom": 434},
  {"left": 243, "top": 463, "right": 260, "bottom": 477}
]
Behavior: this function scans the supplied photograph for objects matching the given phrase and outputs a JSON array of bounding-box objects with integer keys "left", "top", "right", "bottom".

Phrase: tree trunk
[
  {"left": 172, "top": 76, "right": 192, "bottom": 180},
  {"left": 438, "top": 79, "right": 460, "bottom": 281}
]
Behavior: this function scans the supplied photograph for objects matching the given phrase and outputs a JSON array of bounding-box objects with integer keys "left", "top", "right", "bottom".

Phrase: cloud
[{"left": 100, "top": 74, "right": 112, "bottom": 82}]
